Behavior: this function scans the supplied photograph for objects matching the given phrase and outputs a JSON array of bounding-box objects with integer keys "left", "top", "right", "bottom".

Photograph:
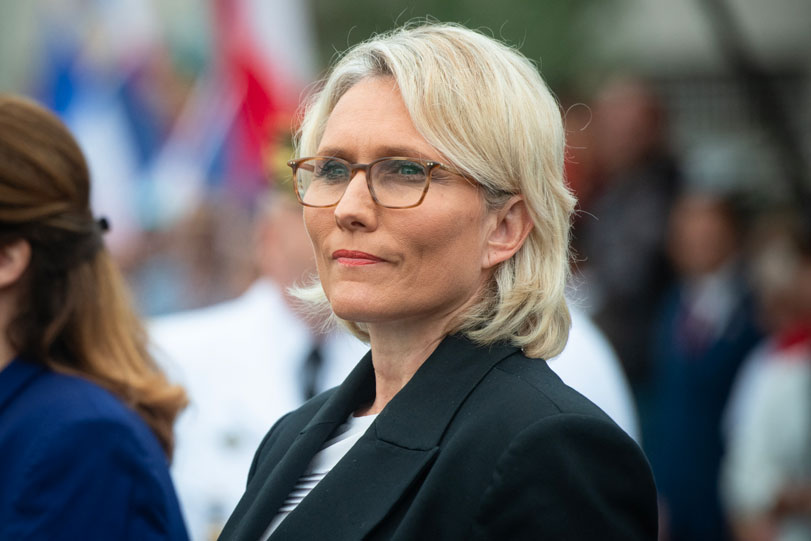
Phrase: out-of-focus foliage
[{"left": 309, "top": 0, "right": 597, "bottom": 90}]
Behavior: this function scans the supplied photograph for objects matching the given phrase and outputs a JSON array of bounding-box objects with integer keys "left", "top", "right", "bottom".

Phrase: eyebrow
[{"left": 314, "top": 145, "right": 435, "bottom": 161}]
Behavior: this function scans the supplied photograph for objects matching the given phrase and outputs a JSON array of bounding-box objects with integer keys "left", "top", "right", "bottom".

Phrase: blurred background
[{"left": 2, "top": 1, "right": 809, "bottom": 540}]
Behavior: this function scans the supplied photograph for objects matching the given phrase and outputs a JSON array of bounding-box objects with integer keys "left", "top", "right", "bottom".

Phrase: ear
[
  {"left": 482, "top": 196, "right": 534, "bottom": 270},
  {"left": 0, "top": 239, "right": 32, "bottom": 289}
]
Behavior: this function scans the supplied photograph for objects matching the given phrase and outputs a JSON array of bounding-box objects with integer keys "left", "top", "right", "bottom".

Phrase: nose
[{"left": 333, "top": 170, "right": 378, "bottom": 231}]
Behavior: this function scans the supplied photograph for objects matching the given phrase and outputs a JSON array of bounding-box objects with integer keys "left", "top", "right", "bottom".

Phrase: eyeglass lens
[{"left": 295, "top": 158, "right": 429, "bottom": 207}]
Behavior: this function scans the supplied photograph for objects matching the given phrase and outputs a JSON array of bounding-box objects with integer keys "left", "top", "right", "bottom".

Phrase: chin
[
  {"left": 324, "top": 285, "right": 388, "bottom": 323},
  {"left": 329, "top": 299, "right": 387, "bottom": 324}
]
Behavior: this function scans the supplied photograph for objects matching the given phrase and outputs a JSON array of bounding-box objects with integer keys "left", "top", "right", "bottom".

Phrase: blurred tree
[{"left": 308, "top": 0, "right": 597, "bottom": 91}]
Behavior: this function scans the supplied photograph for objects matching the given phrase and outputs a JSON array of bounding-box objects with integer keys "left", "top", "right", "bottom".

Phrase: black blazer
[{"left": 220, "top": 335, "right": 657, "bottom": 540}]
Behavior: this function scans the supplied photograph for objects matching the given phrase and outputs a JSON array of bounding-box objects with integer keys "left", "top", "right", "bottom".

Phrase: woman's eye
[
  {"left": 316, "top": 161, "right": 349, "bottom": 180},
  {"left": 396, "top": 162, "right": 425, "bottom": 176},
  {"left": 376, "top": 160, "right": 425, "bottom": 179}
]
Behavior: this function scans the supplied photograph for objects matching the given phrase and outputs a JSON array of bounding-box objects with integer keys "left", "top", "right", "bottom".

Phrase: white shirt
[
  {"left": 722, "top": 339, "right": 811, "bottom": 541},
  {"left": 262, "top": 413, "right": 378, "bottom": 539},
  {"left": 548, "top": 306, "right": 641, "bottom": 442}
]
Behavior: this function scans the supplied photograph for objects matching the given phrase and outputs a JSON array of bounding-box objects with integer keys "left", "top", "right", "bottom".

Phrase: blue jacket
[
  {"left": 0, "top": 357, "right": 188, "bottom": 540},
  {"left": 642, "top": 284, "right": 762, "bottom": 541}
]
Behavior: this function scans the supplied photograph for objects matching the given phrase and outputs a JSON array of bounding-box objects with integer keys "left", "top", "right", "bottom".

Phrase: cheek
[
  {"left": 303, "top": 210, "right": 329, "bottom": 252},
  {"left": 403, "top": 210, "right": 486, "bottom": 281},
  {"left": 303, "top": 211, "right": 332, "bottom": 274}
]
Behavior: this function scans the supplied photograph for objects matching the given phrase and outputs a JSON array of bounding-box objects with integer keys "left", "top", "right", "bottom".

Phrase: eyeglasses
[{"left": 287, "top": 156, "right": 472, "bottom": 209}]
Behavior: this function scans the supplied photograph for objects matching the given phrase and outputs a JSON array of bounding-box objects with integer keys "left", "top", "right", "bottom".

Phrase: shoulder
[
  {"left": 10, "top": 366, "right": 154, "bottom": 439},
  {"left": 447, "top": 347, "right": 646, "bottom": 468},
  {"left": 482, "top": 350, "right": 616, "bottom": 423},
  {"left": 752, "top": 343, "right": 811, "bottom": 400},
  {"left": 0, "top": 365, "right": 186, "bottom": 539},
  {"left": 148, "top": 280, "right": 307, "bottom": 375},
  {"left": 468, "top": 404, "right": 658, "bottom": 540},
  {"left": 148, "top": 294, "right": 252, "bottom": 362},
  {"left": 149, "top": 280, "right": 287, "bottom": 340},
  {"left": 1, "top": 364, "right": 172, "bottom": 498},
  {"left": 449, "top": 352, "right": 658, "bottom": 539},
  {"left": 3, "top": 365, "right": 168, "bottom": 475}
]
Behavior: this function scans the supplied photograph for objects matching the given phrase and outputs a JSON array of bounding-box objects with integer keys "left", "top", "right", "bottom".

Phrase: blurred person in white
[
  {"left": 149, "top": 190, "right": 369, "bottom": 541},
  {"left": 551, "top": 306, "right": 641, "bottom": 443},
  {"left": 722, "top": 215, "right": 811, "bottom": 541}
]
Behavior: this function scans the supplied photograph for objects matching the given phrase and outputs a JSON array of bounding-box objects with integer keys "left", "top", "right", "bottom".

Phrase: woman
[
  {"left": 0, "top": 95, "right": 188, "bottom": 539},
  {"left": 222, "top": 23, "right": 657, "bottom": 540}
]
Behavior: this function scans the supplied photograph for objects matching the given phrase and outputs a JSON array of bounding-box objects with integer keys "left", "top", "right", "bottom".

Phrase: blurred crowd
[
  {"left": 2, "top": 2, "right": 810, "bottom": 541},
  {"left": 568, "top": 78, "right": 811, "bottom": 541}
]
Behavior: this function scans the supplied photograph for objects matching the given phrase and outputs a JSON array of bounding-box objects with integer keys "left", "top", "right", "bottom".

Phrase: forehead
[{"left": 318, "top": 77, "right": 437, "bottom": 159}]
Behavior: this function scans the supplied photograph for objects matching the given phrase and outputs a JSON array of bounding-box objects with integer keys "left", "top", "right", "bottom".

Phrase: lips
[{"left": 332, "top": 249, "right": 385, "bottom": 266}]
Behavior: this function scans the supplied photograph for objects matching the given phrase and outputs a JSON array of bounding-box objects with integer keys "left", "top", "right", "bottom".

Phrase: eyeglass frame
[{"left": 286, "top": 156, "right": 477, "bottom": 209}]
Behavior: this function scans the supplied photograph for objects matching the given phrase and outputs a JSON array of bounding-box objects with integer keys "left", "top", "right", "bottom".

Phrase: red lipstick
[{"left": 332, "top": 250, "right": 385, "bottom": 266}]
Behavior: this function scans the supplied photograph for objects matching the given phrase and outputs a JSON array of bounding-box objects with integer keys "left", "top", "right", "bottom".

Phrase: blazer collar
[
  {"left": 372, "top": 334, "right": 519, "bottom": 450},
  {"left": 300, "top": 347, "right": 376, "bottom": 430},
  {"left": 247, "top": 335, "right": 520, "bottom": 540},
  {"left": 295, "top": 334, "right": 520, "bottom": 447},
  {"left": 0, "top": 357, "right": 45, "bottom": 414}
]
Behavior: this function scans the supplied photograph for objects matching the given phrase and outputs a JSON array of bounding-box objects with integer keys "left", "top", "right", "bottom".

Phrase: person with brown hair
[{"left": 0, "top": 94, "right": 189, "bottom": 539}]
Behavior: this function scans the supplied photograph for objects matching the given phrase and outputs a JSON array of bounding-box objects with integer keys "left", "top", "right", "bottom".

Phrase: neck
[
  {"left": 357, "top": 303, "right": 473, "bottom": 416},
  {"left": 357, "top": 324, "right": 446, "bottom": 416}
]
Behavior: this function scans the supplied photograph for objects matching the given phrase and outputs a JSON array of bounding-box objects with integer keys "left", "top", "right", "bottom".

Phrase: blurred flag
[
  {"left": 33, "top": 2, "right": 152, "bottom": 255},
  {"left": 209, "top": 0, "right": 318, "bottom": 195},
  {"left": 147, "top": 0, "right": 318, "bottom": 227},
  {"left": 33, "top": 0, "right": 318, "bottom": 240}
]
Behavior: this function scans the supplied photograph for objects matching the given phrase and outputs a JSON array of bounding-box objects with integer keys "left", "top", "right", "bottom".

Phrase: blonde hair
[
  {"left": 0, "top": 94, "right": 187, "bottom": 457},
  {"left": 294, "top": 22, "right": 576, "bottom": 359}
]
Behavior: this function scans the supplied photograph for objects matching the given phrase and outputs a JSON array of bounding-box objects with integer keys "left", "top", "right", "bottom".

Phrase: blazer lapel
[
  {"left": 270, "top": 436, "right": 439, "bottom": 540},
  {"left": 270, "top": 335, "right": 519, "bottom": 539},
  {"left": 226, "top": 353, "right": 376, "bottom": 540},
  {"left": 373, "top": 335, "right": 518, "bottom": 450}
]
